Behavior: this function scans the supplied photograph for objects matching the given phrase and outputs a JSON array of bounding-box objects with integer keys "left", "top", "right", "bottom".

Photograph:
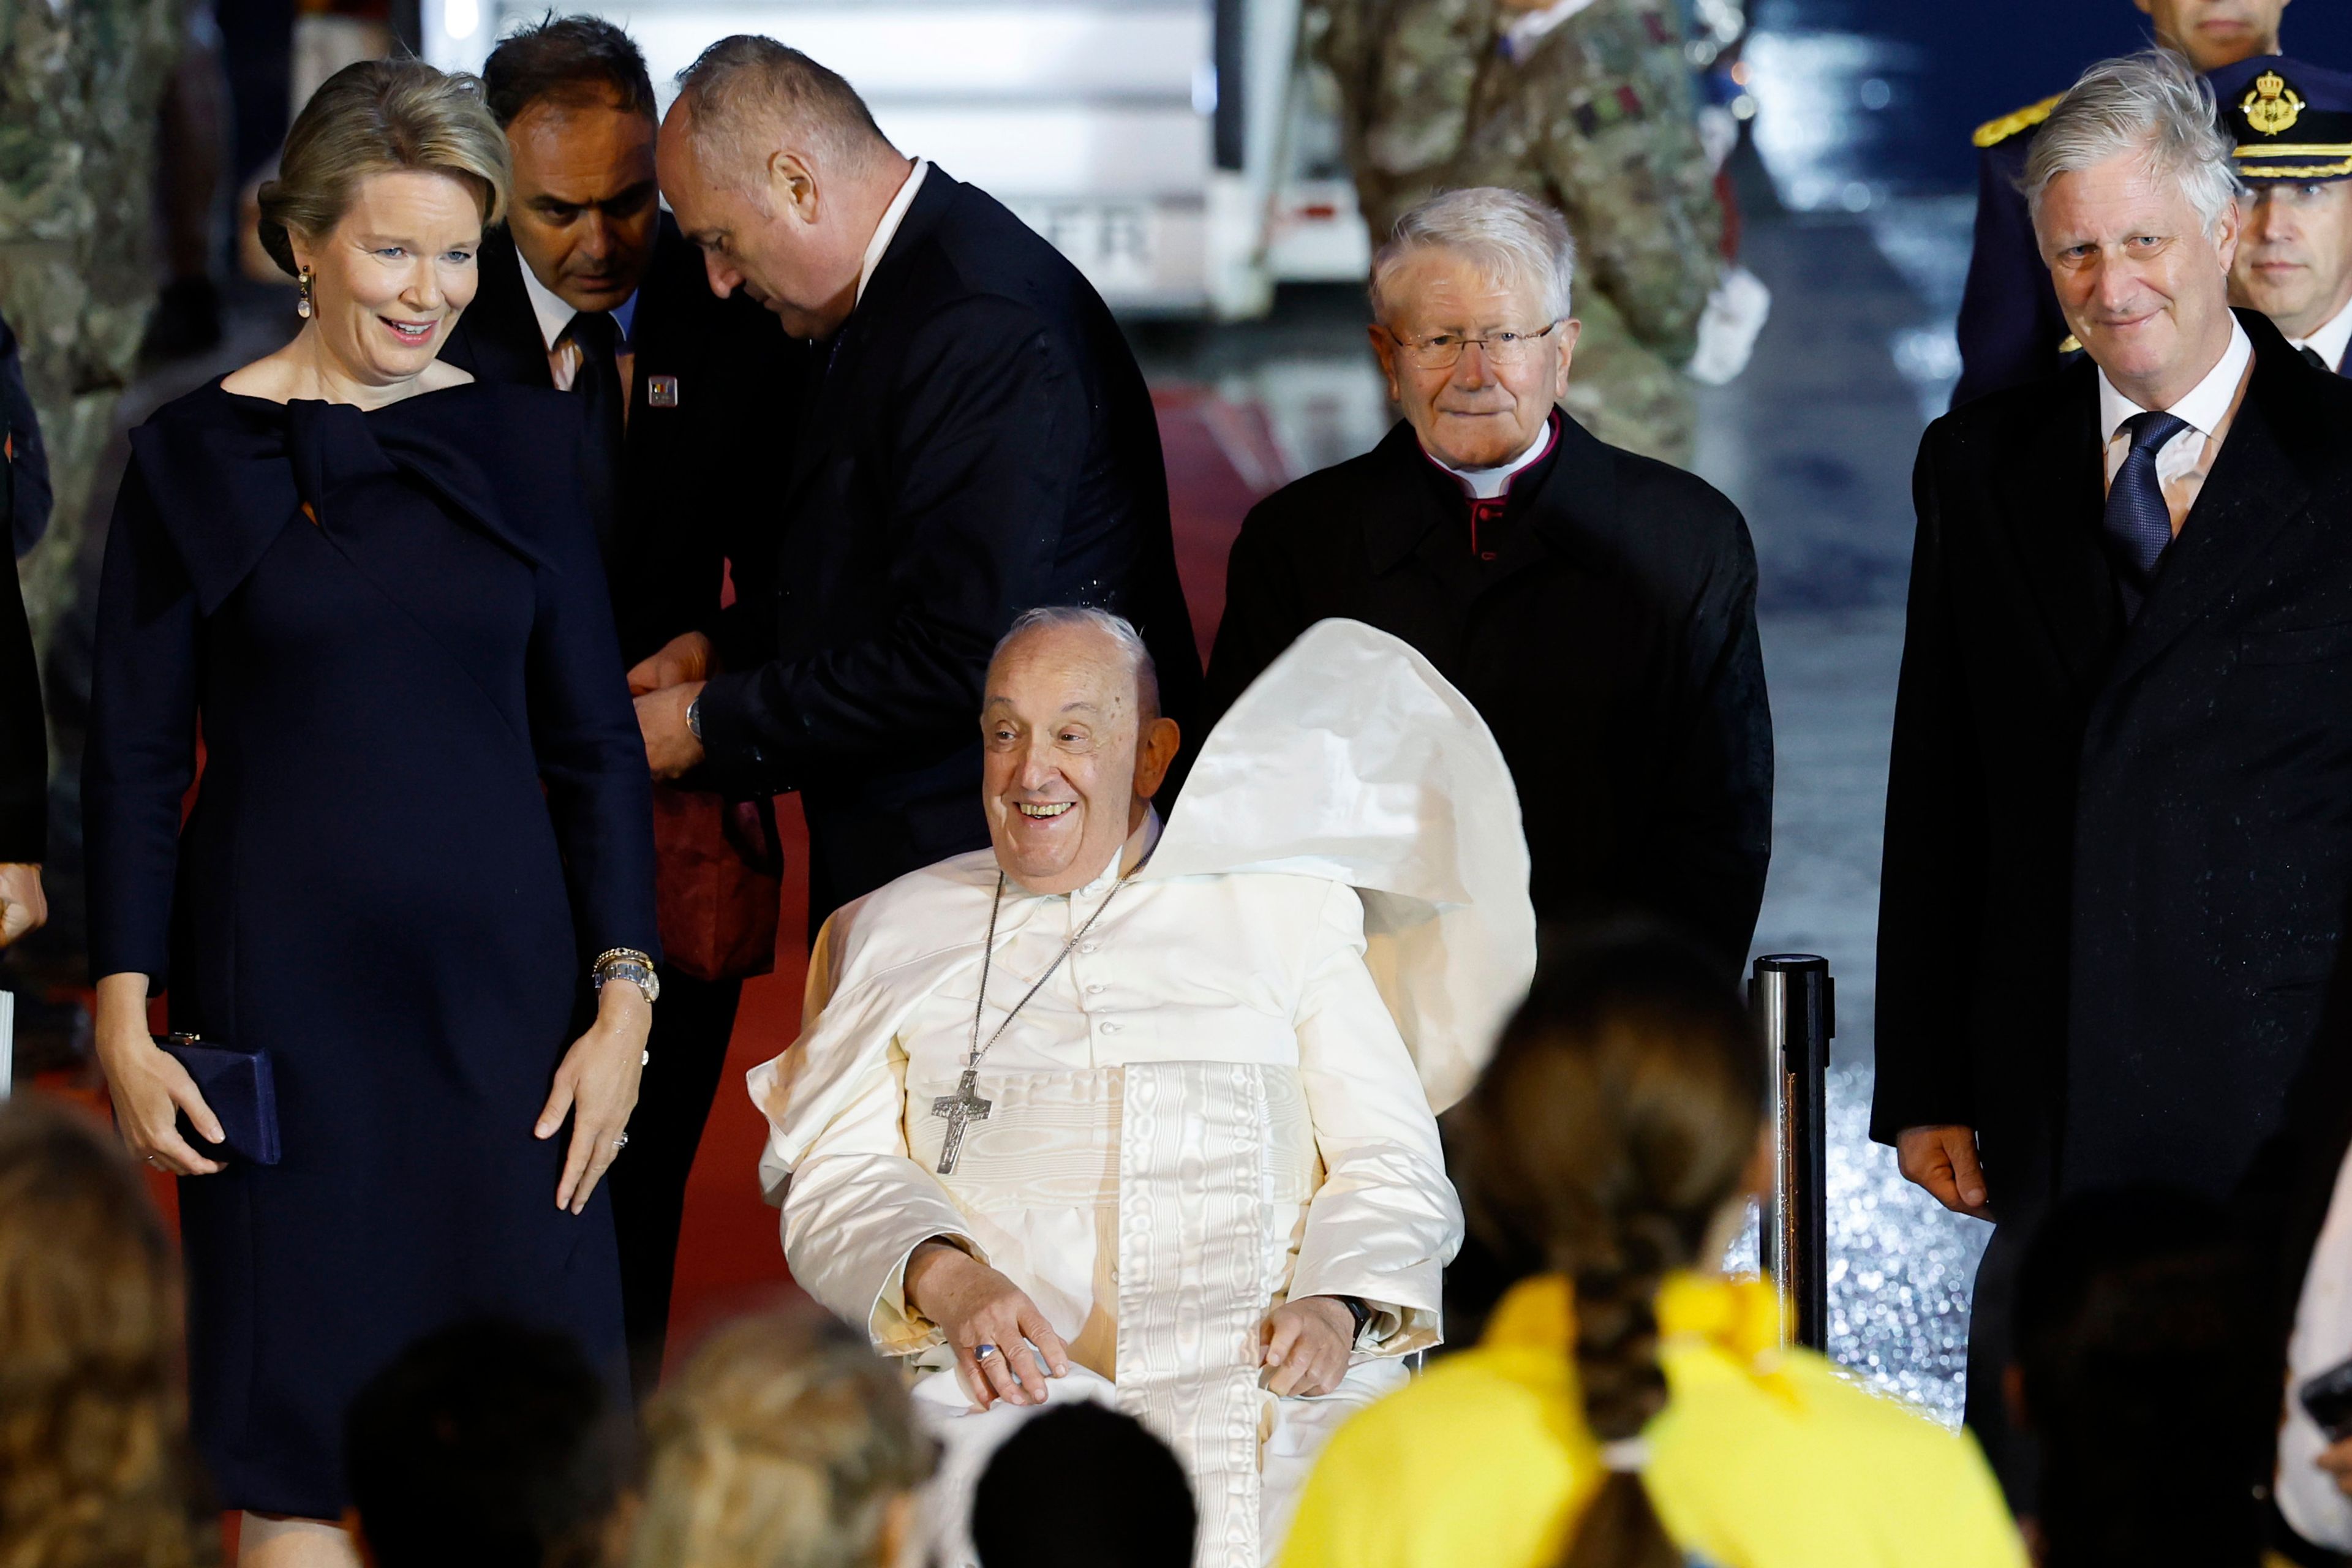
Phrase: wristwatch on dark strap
[
  {"left": 686, "top": 693, "right": 704, "bottom": 742},
  {"left": 1336, "top": 1295, "right": 1374, "bottom": 1344}
]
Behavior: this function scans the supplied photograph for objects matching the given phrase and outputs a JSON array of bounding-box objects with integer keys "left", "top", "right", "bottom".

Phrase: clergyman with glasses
[{"left": 1205, "top": 186, "right": 1771, "bottom": 981}]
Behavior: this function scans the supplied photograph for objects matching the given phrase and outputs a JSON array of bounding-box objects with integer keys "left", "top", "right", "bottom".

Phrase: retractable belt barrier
[{"left": 1750, "top": 954, "right": 1833, "bottom": 1351}]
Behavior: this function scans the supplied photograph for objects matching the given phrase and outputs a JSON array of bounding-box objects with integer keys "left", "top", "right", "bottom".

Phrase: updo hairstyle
[{"left": 257, "top": 57, "right": 511, "bottom": 279}]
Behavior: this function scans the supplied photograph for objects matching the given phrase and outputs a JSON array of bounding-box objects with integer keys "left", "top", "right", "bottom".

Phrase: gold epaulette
[{"left": 1973, "top": 93, "right": 2064, "bottom": 149}]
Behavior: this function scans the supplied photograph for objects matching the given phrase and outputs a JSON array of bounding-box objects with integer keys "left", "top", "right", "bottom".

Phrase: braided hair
[{"left": 1453, "top": 924, "right": 1765, "bottom": 1568}]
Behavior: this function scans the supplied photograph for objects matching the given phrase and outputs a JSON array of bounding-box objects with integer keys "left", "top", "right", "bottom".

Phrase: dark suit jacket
[
  {"left": 440, "top": 215, "right": 804, "bottom": 663},
  {"left": 1202, "top": 415, "right": 1773, "bottom": 970},
  {"left": 1875, "top": 311, "right": 2352, "bottom": 1208},
  {"left": 693, "top": 167, "right": 1202, "bottom": 924},
  {"left": 1952, "top": 118, "right": 2076, "bottom": 409}
]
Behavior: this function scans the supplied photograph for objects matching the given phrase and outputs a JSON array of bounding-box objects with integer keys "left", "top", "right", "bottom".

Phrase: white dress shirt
[
  {"left": 856, "top": 157, "right": 931, "bottom": 306},
  {"left": 2281, "top": 1145, "right": 2352, "bottom": 1549},
  {"left": 2095, "top": 316, "right": 2253, "bottom": 535},
  {"left": 514, "top": 244, "right": 638, "bottom": 393},
  {"left": 2293, "top": 294, "right": 2352, "bottom": 376}
]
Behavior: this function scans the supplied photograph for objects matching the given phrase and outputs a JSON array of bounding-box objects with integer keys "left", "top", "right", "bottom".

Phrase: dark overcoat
[
  {"left": 692, "top": 167, "right": 1202, "bottom": 925},
  {"left": 1875, "top": 311, "right": 2352, "bottom": 1206},
  {"left": 440, "top": 214, "right": 807, "bottom": 663},
  {"left": 1202, "top": 414, "right": 1773, "bottom": 969}
]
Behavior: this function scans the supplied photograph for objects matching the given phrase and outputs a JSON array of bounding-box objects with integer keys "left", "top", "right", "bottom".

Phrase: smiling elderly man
[
  {"left": 1872, "top": 48, "right": 2352, "bottom": 1493},
  {"left": 750, "top": 607, "right": 1536, "bottom": 1568},
  {"left": 1206, "top": 187, "right": 1771, "bottom": 973}
]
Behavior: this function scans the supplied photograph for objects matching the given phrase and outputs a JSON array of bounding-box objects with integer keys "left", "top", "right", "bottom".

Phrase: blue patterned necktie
[{"left": 2103, "top": 409, "right": 2190, "bottom": 610}]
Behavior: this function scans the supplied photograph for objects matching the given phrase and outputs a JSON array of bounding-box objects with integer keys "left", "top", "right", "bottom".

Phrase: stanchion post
[{"left": 1750, "top": 954, "right": 1832, "bottom": 1351}]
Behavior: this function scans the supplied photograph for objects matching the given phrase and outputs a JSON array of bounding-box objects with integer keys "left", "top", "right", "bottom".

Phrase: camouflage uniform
[
  {"left": 1313, "top": 0, "right": 1723, "bottom": 466},
  {"left": 0, "top": 0, "right": 181, "bottom": 663}
]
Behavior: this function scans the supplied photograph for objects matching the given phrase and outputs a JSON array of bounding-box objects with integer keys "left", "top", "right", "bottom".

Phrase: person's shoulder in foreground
[{"left": 1279, "top": 1273, "right": 2027, "bottom": 1568}]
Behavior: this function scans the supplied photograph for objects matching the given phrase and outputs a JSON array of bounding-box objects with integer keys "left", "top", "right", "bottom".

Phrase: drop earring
[{"left": 296, "top": 267, "right": 314, "bottom": 320}]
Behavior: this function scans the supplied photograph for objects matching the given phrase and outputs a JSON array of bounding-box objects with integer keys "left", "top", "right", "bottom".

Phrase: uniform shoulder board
[{"left": 1973, "top": 93, "right": 2064, "bottom": 149}]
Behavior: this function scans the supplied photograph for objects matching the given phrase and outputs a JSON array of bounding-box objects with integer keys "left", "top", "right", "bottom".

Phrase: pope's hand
[
  {"left": 0, "top": 863, "right": 47, "bottom": 946},
  {"left": 535, "top": 978, "right": 648, "bottom": 1213},
  {"left": 626, "top": 630, "right": 714, "bottom": 696},
  {"left": 1896, "top": 1124, "right": 1993, "bottom": 1220},
  {"left": 1261, "top": 1296, "right": 1355, "bottom": 1397},
  {"left": 904, "top": 1238, "right": 1071, "bottom": 1409},
  {"left": 634, "top": 680, "right": 706, "bottom": 780}
]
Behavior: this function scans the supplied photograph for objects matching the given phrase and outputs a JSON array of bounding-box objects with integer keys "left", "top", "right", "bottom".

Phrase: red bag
[{"left": 651, "top": 783, "right": 783, "bottom": 982}]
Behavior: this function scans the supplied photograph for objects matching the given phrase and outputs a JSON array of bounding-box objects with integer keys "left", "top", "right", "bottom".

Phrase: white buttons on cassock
[
  {"left": 1099, "top": 1021, "right": 1122, "bottom": 1034},
  {"left": 1087, "top": 982, "right": 1106, "bottom": 994}
]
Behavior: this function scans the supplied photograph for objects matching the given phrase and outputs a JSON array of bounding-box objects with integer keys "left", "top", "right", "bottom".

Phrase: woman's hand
[
  {"left": 535, "top": 976, "right": 649, "bottom": 1213},
  {"left": 903, "top": 1238, "right": 1071, "bottom": 1409},
  {"left": 1261, "top": 1296, "right": 1356, "bottom": 1397},
  {"left": 92, "top": 972, "right": 226, "bottom": 1176}
]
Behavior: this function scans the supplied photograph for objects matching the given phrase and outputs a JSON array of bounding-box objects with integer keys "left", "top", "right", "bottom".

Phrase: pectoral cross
[{"left": 930, "top": 1067, "right": 993, "bottom": 1175}]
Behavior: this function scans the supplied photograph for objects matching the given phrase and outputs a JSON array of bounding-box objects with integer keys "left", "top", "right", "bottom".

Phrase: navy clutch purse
[{"left": 154, "top": 1033, "right": 282, "bottom": 1166}]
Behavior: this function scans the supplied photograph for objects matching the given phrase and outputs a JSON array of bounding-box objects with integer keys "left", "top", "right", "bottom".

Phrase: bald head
[
  {"left": 979, "top": 609, "right": 1180, "bottom": 895},
  {"left": 671, "top": 36, "right": 896, "bottom": 190},
  {"left": 657, "top": 36, "right": 912, "bottom": 338}
]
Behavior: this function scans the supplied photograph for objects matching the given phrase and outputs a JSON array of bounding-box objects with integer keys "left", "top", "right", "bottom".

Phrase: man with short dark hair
[
  {"left": 2222, "top": 56, "right": 2352, "bottom": 374},
  {"left": 631, "top": 36, "right": 1202, "bottom": 927},
  {"left": 440, "top": 13, "right": 805, "bottom": 1401}
]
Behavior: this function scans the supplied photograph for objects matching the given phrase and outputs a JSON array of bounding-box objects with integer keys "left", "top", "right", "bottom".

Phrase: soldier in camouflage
[
  {"left": 0, "top": 0, "right": 182, "bottom": 669},
  {"left": 1311, "top": 0, "right": 1726, "bottom": 466}
]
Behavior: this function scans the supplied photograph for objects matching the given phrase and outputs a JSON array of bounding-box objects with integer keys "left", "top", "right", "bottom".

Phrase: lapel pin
[{"left": 647, "top": 375, "right": 680, "bottom": 408}]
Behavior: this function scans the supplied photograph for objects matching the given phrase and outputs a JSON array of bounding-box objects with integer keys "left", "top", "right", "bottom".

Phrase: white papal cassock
[{"left": 749, "top": 620, "right": 1537, "bottom": 1568}]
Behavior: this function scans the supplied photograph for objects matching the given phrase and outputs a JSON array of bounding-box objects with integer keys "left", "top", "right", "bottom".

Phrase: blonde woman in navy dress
[{"left": 82, "top": 60, "right": 658, "bottom": 1568}]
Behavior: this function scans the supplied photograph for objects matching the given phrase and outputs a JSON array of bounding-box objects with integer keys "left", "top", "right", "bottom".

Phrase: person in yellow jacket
[{"left": 1278, "top": 926, "right": 2029, "bottom": 1568}]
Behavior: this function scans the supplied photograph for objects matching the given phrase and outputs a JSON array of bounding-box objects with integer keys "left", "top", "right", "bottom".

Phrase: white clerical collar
[
  {"left": 1425, "top": 417, "right": 1556, "bottom": 500},
  {"left": 515, "top": 243, "right": 638, "bottom": 352},
  {"left": 855, "top": 157, "right": 931, "bottom": 307},
  {"left": 2293, "top": 294, "right": 2352, "bottom": 375},
  {"left": 2095, "top": 315, "right": 2251, "bottom": 444}
]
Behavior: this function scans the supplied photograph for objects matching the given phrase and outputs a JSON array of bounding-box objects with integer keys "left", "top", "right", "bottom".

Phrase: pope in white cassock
[{"left": 749, "top": 609, "right": 1536, "bottom": 1568}]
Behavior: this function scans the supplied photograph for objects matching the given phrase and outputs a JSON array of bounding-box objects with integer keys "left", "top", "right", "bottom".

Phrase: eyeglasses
[{"left": 1385, "top": 320, "right": 1564, "bottom": 370}]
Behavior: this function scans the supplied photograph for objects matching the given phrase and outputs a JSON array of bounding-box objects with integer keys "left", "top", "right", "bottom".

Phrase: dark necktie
[
  {"left": 2103, "top": 409, "right": 2188, "bottom": 614},
  {"left": 560, "top": 309, "right": 626, "bottom": 565},
  {"left": 2303, "top": 343, "right": 2335, "bottom": 374}
]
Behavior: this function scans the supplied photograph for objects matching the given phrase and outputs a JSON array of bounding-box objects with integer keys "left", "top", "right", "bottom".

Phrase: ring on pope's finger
[
  {"left": 973, "top": 1343, "right": 998, "bottom": 1362},
  {"left": 612, "top": 1132, "right": 629, "bottom": 1151}
]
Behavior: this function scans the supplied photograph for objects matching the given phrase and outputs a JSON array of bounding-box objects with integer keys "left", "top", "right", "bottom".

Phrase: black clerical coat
[
  {"left": 1875, "top": 311, "right": 2352, "bottom": 1207},
  {"left": 693, "top": 167, "right": 1202, "bottom": 924},
  {"left": 1202, "top": 415, "right": 1773, "bottom": 969},
  {"left": 440, "top": 214, "right": 804, "bottom": 662}
]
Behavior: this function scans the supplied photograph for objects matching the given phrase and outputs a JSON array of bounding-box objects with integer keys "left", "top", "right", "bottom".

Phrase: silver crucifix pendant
[{"left": 931, "top": 1066, "right": 993, "bottom": 1174}]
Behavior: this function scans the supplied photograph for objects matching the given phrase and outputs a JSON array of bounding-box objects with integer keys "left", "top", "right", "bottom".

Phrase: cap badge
[{"left": 2245, "top": 71, "right": 2306, "bottom": 137}]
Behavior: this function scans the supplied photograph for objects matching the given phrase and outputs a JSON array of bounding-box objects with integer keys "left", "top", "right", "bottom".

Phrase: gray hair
[
  {"left": 989, "top": 607, "right": 1161, "bottom": 722},
  {"left": 2024, "top": 50, "right": 2241, "bottom": 235},
  {"left": 673, "top": 35, "right": 897, "bottom": 183},
  {"left": 1369, "top": 187, "right": 1577, "bottom": 326}
]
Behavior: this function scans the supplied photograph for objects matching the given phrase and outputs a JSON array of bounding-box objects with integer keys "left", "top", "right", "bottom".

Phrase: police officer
[
  {"left": 2222, "top": 56, "right": 2352, "bottom": 372},
  {"left": 1953, "top": 0, "right": 2288, "bottom": 406},
  {"left": 1313, "top": 0, "right": 1728, "bottom": 466}
]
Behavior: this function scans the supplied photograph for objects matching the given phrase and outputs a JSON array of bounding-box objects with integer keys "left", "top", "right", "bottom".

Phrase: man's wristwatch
[
  {"left": 686, "top": 693, "right": 704, "bottom": 742},
  {"left": 1336, "top": 1295, "right": 1373, "bottom": 1345}
]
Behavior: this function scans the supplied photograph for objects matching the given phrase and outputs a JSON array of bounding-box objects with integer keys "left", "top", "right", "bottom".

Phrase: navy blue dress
[{"left": 83, "top": 379, "right": 659, "bottom": 1517}]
